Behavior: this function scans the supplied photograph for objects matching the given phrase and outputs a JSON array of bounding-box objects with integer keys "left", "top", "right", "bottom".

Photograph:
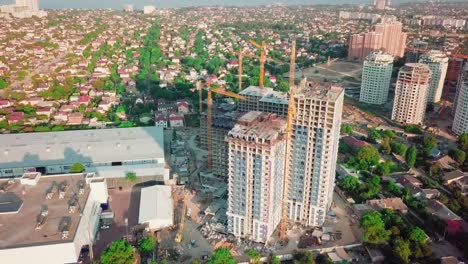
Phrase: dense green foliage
[
  {"left": 206, "top": 248, "right": 236, "bottom": 264},
  {"left": 138, "top": 236, "right": 156, "bottom": 257},
  {"left": 69, "top": 163, "right": 85, "bottom": 173},
  {"left": 126, "top": 172, "right": 137, "bottom": 182},
  {"left": 341, "top": 124, "right": 353, "bottom": 135},
  {"left": 391, "top": 142, "right": 407, "bottom": 156},
  {"left": 360, "top": 211, "right": 391, "bottom": 244},
  {"left": 292, "top": 250, "right": 315, "bottom": 264},
  {"left": 405, "top": 145, "right": 417, "bottom": 167},
  {"left": 98, "top": 240, "right": 135, "bottom": 264}
]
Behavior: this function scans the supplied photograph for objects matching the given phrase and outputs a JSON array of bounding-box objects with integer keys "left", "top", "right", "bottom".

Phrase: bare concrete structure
[
  {"left": 288, "top": 83, "right": 344, "bottom": 226},
  {"left": 226, "top": 112, "right": 286, "bottom": 243}
]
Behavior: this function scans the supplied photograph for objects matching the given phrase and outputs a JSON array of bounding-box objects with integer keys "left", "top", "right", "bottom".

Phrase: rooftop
[
  {"left": 296, "top": 82, "right": 344, "bottom": 102},
  {"left": 0, "top": 127, "right": 164, "bottom": 170},
  {"left": 227, "top": 111, "right": 286, "bottom": 144},
  {"left": 0, "top": 174, "right": 90, "bottom": 249}
]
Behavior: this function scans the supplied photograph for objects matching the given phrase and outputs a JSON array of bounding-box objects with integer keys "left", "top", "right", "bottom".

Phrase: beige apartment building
[{"left": 391, "top": 63, "right": 432, "bottom": 125}]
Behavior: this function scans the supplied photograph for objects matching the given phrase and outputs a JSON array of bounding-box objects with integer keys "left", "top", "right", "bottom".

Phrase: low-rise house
[
  {"left": 367, "top": 198, "right": 408, "bottom": 214},
  {"left": 155, "top": 113, "right": 168, "bottom": 128},
  {"left": 54, "top": 111, "right": 68, "bottom": 122},
  {"left": 169, "top": 113, "right": 184, "bottom": 127},
  {"left": 8, "top": 112, "right": 24, "bottom": 124},
  {"left": 443, "top": 170, "right": 468, "bottom": 194},
  {"left": 397, "top": 175, "right": 423, "bottom": 188},
  {"left": 67, "top": 112, "right": 84, "bottom": 125},
  {"left": 341, "top": 136, "right": 370, "bottom": 150},
  {"left": 432, "top": 155, "right": 458, "bottom": 171},
  {"left": 78, "top": 96, "right": 91, "bottom": 106},
  {"left": 440, "top": 256, "right": 465, "bottom": 264},
  {"left": 0, "top": 100, "right": 11, "bottom": 109},
  {"left": 36, "top": 107, "right": 53, "bottom": 117},
  {"left": 421, "top": 189, "right": 440, "bottom": 199},
  {"left": 176, "top": 101, "right": 190, "bottom": 114},
  {"left": 426, "top": 200, "right": 467, "bottom": 233}
]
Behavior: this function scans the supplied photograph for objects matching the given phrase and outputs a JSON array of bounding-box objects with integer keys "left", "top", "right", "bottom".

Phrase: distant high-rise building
[
  {"left": 348, "top": 32, "right": 383, "bottom": 61},
  {"left": 392, "top": 63, "right": 432, "bottom": 125},
  {"left": 348, "top": 22, "right": 406, "bottom": 61},
  {"left": 226, "top": 112, "right": 286, "bottom": 243},
  {"left": 0, "top": 0, "right": 44, "bottom": 17},
  {"left": 452, "top": 63, "right": 468, "bottom": 136},
  {"left": 360, "top": 51, "right": 393, "bottom": 105},
  {"left": 143, "top": 5, "right": 156, "bottom": 14},
  {"left": 124, "top": 4, "right": 133, "bottom": 12},
  {"left": 419, "top": 50, "right": 449, "bottom": 103},
  {"left": 16, "top": 0, "right": 38, "bottom": 11},
  {"left": 406, "top": 40, "right": 428, "bottom": 63},
  {"left": 374, "top": 0, "right": 386, "bottom": 10},
  {"left": 374, "top": 22, "right": 407, "bottom": 58},
  {"left": 288, "top": 83, "right": 344, "bottom": 226}
]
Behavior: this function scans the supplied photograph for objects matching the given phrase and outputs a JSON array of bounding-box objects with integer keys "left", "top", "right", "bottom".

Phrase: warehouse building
[
  {"left": 0, "top": 127, "right": 165, "bottom": 178},
  {"left": 0, "top": 173, "right": 108, "bottom": 264},
  {"left": 139, "top": 185, "right": 174, "bottom": 230}
]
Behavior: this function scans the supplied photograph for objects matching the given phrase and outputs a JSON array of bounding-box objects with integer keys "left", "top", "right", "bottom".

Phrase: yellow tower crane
[
  {"left": 175, "top": 193, "right": 187, "bottom": 243},
  {"left": 206, "top": 85, "right": 246, "bottom": 170},
  {"left": 280, "top": 40, "right": 297, "bottom": 241},
  {"left": 249, "top": 40, "right": 267, "bottom": 89}
]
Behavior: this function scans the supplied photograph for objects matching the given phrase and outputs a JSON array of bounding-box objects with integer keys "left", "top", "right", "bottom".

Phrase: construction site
[{"left": 144, "top": 40, "right": 366, "bottom": 263}]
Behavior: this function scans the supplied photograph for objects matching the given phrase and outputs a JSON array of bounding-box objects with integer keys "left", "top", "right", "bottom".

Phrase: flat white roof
[
  {"left": 139, "top": 185, "right": 173, "bottom": 228},
  {"left": 0, "top": 127, "right": 164, "bottom": 169}
]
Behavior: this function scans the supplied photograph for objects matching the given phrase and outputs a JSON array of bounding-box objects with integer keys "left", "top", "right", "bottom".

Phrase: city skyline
[{"left": 0, "top": 0, "right": 457, "bottom": 9}]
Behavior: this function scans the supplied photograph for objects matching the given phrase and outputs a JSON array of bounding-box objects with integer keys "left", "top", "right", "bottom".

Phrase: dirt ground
[
  {"left": 93, "top": 184, "right": 142, "bottom": 259},
  {"left": 302, "top": 60, "right": 363, "bottom": 84}
]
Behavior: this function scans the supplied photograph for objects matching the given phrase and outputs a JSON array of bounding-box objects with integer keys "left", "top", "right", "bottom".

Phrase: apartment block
[
  {"left": 226, "top": 112, "right": 286, "bottom": 243},
  {"left": 391, "top": 63, "right": 432, "bottom": 125},
  {"left": 453, "top": 63, "right": 468, "bottom": 135},
  {"left": 348, "top": 22, "right": 406, "bottom": 61},
  {"left": 199, "top": 110, "right": 240, "bottom": 178},
  {"left": 288, "top": 83, "right": 344, "bottom": 226},
  {"left": 239, "top": 86, "right": 288, "bottom": 116},
  {"left": 360, "top": 51, "right": 394, "bottom": 105},
  {"left": 419, "top": 50, "right": 449, "bottom": 103}
]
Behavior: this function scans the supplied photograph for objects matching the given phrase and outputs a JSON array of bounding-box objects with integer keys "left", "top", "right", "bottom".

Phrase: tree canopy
[
  {"left": 138, "top": 236, "right": 156, "bottom": 257},
  {"left": 69, "top": 163, "right": 85, "bottom": 173},
  {"left": 409, "top": 227, "right": 427, "bottom": 244},
  {"left": 206, "top": 248, "right": 236, "bottom": 264},
  {"left": 360, "top": 211, "right": 391, "bottom": 244},
  {"left": 98, "top": 240, "right": 135, "bottom": 264},
  {"left": 406, "top": 145, "right": 417, "bottom": 167},
  {"left": 357, "top": 146, "right": 380, "bottom": 166}
]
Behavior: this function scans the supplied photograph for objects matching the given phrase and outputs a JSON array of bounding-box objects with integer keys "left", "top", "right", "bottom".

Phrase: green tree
[
  {"left": 405, "top": 125, "right": 422, "bottom": 134},
  {"left": 423, "top": 135, "right": 437, "bottom": 157},
  {"left": 270, "top": 254, "right": 281, "bottom": 264},
  {"left": 360, "top": 211, "right": 391, "bottom": 244},
  {"left": 292, "top": 250, "right": 315, "bottom": 264},
  {"left": 126, "top": 172, "right": 137, "bottom": 182},
  {"left": 246, "top": 249, "right": 261, "bottom": 264},
  {"left": 459, "top": 133, "right": 468, "bottom": 152},
  {"left": 375, "top": 160, "right": 395, "bottom": 176},
  {"left": 391, "top": 142, "right": 408, "bottom": 156},
  {"left": 382, "top": 129, "right": 397, "bottom": 139},
  {"left": 357, "top": 146, "right": 380, "bottom": 166},
  {"left": 406, "top": 145, "right": 417, "bottom": 167},
  {"left": 69, "top": 163, "right": 85, "bottom": 173},
  {"left": 452, "top": 149, "right": 466, "bottom": 164},
  {"left": 0, "top": 78, "right": 7, "bottom": 89},
  {"left": 393, "top": 238, "right": 411, "bottom": 264},
  {"left": 367, "top": 128, "right": 382, "bottom": 143},
  {"left": 99, "top": 240, "right": 135, "bottom": 264},
  {"left": 207, "top": 248, "right": 236, "bottom": 264},
  {"left": 409, "top": 227, "right": 427, "bottom": 244},
  {"left": 381, "top": 137, "right": 392, "bottom": 155},
  {"left": 341, "top": 124, "right": 353, "bottom": 135},
  {"left": 138, "top": 236, "right": 156, "bottom": 257},
  {"left": 341, "top": 176, "right": 361, "bottom": 193}
]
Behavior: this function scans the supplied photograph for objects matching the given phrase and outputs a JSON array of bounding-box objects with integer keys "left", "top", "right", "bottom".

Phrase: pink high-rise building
[{"left": 348, "top": 22, "right": 407, "bottom": 61}]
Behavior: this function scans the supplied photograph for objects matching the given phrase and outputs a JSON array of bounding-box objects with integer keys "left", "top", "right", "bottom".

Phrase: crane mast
[{"left": 280, "top": 40, "right": 297, "bottom": 241}]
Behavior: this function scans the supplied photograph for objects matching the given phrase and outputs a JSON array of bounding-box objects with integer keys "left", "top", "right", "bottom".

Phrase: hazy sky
[{"left": 0, "top": 0, "right": 448, "bottom": 9}]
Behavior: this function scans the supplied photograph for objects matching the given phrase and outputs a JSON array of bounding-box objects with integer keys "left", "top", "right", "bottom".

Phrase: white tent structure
[{"left": 139, "top": 185, "right": 173, "bottom": 230}]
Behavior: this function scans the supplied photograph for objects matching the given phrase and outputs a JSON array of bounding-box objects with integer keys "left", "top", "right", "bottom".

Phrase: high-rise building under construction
[
  {"left": 234, "top": 82, "right": 344, "bottom": 228},
  {"left": 226, "top": 112, "right": 286, "bottom": 243}
]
